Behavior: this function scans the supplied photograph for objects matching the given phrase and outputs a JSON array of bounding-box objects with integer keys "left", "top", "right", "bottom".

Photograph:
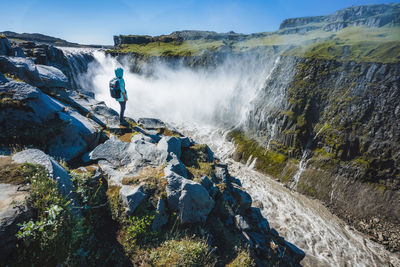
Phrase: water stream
[{"left": 180, "top": 124, "right": 400, "bottom": 267}]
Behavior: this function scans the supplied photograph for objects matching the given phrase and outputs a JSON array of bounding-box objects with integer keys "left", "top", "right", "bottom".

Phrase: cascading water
[
  {"left": 68, "top": 49, "right": 400, "bottom": 266},
  {"left": 57, "top": 47, "right": 97, "bottom": 89}
]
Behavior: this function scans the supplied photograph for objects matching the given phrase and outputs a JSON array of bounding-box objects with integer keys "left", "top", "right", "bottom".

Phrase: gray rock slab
[
  {"left": 138, "top": 118, "right": 165, "bottom": 129},
  {"left": 119, "top": 185, "right": 147, "bottom": 214},
  {"left": 36, "top": 64, "right": 68, "bottom": 88}
]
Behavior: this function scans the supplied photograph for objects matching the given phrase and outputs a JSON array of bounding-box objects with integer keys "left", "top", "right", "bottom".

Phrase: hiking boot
[{"left": 120, "top": 120, "right": 129, "bottom": 126}]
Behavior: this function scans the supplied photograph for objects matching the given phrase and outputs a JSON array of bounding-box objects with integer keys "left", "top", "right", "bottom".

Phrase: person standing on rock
[{"left": 114, "top": 67, "right": 128, "bottom": 126}]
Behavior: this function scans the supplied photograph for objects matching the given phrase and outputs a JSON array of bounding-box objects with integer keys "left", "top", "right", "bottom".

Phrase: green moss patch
[
  {"left": 181, "top": 144, "right": 215, "bottom": 181},
  {"left": 228, "top": 130, "right": 287, "bottom": 177}
]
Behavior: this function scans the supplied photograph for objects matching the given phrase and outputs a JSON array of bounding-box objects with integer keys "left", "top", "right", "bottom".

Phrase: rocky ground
[{"left": 0, "top": 36, "right": 304, "bottom": 266}]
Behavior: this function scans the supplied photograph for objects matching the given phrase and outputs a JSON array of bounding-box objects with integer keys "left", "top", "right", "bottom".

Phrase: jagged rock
[
  {"left": 1, "top": 81, "right": 100, "bottom": 160},
  {"left": 180, "top": 137, "right": 191, "bottom": 148},
  {"left": 152, "top": 198, "right": 168, "bottom": 230},
  {"left": 12, "top": 149, "right": 75, "bottom": 197},
  {"left": 0, "top": 183, "right": 31, "bottom": 262},
  {"left": 282, "top": 238, "right": 306, "bottom": 261},
  {"left": 0, "top": 56, "right": 43, "bottom": 86},
  {"left": 157, "top": 136, "right": 182, "bottom": 159},
  {"left": 164, "top": 153, "right": 188, "bottom": 178},
  {"left": 200, "top": 176, "right": 213, "bottom": 190},
  {"left": 36, "top": 65, "right": 68, "bottom": 88},
  {"left": 133, "top": 127, "right": 161, "bottom": 143},
  {"left": 231, "top": 184, "right": 252, "bottom": 211},
  {"left": 138, "top": 118, "right": 166, "bottom": 129},
  {"left": 0, "top": 72, "right": 7, "bottom": 83},
  {"left": 165, "top": 171, "right": 214, "bottom": 224},
  {"left": 119, "top": 185, "right": 147, "bottom": 214},
  {"left": 247, "top": 207, "right": 270, "bottom": 234},
  {"left": 235, "top": 215, "right": 251, "bottom": 231}
]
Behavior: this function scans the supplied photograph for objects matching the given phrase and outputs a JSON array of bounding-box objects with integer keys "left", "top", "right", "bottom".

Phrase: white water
[
  {"left": 70, "top": 49, "right": 400, "bottom": 266},
  {"left": 181, "top": 125, "right": 400, "bottom": 267}
]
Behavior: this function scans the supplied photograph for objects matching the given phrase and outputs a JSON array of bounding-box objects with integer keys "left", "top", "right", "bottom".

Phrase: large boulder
[
  {"left": 157, "top": 136, "right": 182, "bottom": 159},
  {"left": 90, "top": 137, "right": 168, "bottom": 185},
  {"left": 0, "top": 81, "right": 101, "bottom": 160},
  {"left": 36, "top": 65, "right": 68, "bottom": 88},
  {"left": 0, "top": 56, "right": 43, "bottom": 86},
  {"left": 166, "top": 171, "right": 214, "bottom": 224}
]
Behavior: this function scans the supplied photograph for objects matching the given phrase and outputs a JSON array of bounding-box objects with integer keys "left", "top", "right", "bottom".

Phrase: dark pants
[{"left": 119, "top": 101, "right": 126, "bottom": 122}]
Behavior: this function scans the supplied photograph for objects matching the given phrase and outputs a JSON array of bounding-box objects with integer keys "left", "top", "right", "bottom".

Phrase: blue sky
[{"left": 1, "top": 0, "right": 399, "bottom": 45}]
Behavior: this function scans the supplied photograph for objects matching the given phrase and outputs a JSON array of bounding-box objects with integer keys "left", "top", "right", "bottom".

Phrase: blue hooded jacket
[{"left": 115, "top": 68, "right": 127, "bottom": 102}]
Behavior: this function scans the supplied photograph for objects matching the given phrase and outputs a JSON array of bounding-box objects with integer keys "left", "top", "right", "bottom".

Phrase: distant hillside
[
  {"left": 0, "top": 31, "right": 108, "bottom": 48},
  {"left": 109, "top": 4, "right": 400, "bottom": 63}
]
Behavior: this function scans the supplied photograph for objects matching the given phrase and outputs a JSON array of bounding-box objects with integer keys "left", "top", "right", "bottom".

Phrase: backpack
[{"left": 109, "top": 77, "right": 121, "bottom": 99}]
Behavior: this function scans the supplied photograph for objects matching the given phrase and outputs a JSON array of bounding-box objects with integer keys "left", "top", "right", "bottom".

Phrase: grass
[
  {"left": 285, "top": 26, "right": 400, "bottom": 63},
  {"left": 181, "top": 144, "right": 215, "bottom": 182},
  {"left": 0, "top": 157, "right": 29, "bottom": 185},
  {"left": 227, "top": 249, "right": 256, "bottom": 267},
  {"left": 109, "top": 39, "right": 224, "bottom": 57},
  {"left": 149, "top": 237, "right": 215, "bottom": 266}
]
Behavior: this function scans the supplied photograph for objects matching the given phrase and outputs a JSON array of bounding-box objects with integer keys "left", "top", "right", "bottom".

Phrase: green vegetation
[
  {"left": 108, "top": 26, "right": 399, "bottom": 63},
  {"left": 181, "top": 144, "right": 215, "bottom": 182},
  {"left": 285, "top": 26, "right": 400, "bottom": 63},
  {"left": 228, "top": 130, "right": 287, "bottom": 177},
  {"left": 108, "top": 39, "right": 224, "bottom": 57},
  {"left": 149, "top": 238, "right": 215, "bottom": 266}
]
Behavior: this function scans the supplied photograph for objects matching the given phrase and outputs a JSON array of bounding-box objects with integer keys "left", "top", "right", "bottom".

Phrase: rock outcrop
[{"left": 279, "top": 3, "right": 400, "bottom": 33}]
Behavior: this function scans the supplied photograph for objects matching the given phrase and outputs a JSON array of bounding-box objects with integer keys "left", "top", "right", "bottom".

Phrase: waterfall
[
  {"left": 57, "top": 47, "right": 97, "bottom": 89},
  {"left": 79, "top": 50, "right": 279, "bottom": 127}
]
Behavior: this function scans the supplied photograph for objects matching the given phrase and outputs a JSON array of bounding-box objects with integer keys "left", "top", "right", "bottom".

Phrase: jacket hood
[{"left": 115, "top": 68, "right": 123, "bottom": 78}]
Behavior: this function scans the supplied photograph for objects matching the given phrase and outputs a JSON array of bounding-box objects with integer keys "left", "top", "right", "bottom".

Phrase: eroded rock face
[
  {"left": 0, "top": 183, "right": 31, "bottom": 262},
  {"left": 0, "top": 56, "right": 43, "bottom": 86},
  {"left": 0, "top": 81, "right": 101, "bottom": 160}
]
